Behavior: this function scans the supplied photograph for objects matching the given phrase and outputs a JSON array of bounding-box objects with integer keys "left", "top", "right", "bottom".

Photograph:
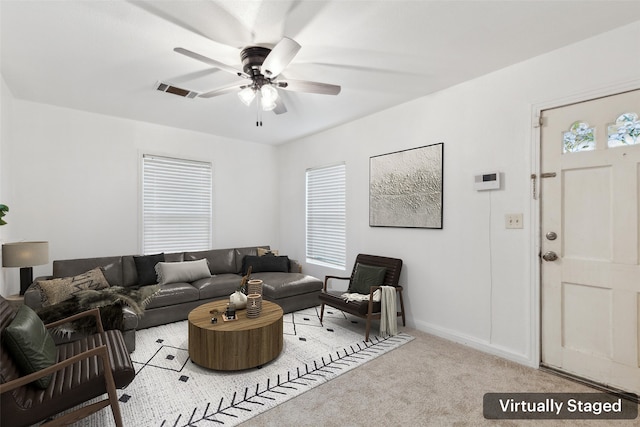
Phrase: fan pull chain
[{"left": 255, "top": 92, "right": 263, "bottom": 126}]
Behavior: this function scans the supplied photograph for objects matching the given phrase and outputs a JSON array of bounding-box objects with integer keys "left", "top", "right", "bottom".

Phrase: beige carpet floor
[{"left": 241, "top": 326, "right": 638, "bottom": 426}]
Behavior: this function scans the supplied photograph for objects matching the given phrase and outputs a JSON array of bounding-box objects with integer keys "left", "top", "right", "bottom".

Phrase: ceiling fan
[{"left": 173, "top": 37, "right": 341, "bottom": 125}]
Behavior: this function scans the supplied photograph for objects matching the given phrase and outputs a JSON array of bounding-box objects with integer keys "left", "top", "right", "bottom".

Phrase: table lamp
[{"left": 2, "top": 241, "right": 49, "bottom": 295}]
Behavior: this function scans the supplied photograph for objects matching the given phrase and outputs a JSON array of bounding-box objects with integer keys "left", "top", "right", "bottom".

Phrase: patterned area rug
[{"left": 76, "top": 306, "right": 413, "bottom": 426}]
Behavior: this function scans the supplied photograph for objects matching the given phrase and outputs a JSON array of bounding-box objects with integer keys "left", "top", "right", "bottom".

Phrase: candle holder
[
  {"left": 246, "top": 293, "right": 262, "bottom": 318},
  {"left": 247, "top": 279, "right": 263, "bottom": 296}
]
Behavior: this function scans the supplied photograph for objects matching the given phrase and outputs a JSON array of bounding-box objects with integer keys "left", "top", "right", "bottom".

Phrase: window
[
  {"left": 306, "top": 163, "right": 346, "bottom": 268},
  {"left": 563, "top": 121, "right": 595, "bottom": 153},
  {"left": 142, "top": 154, "right": 212, "bottom": 254},
  {"left": 608, "top": 112, "right": 639, "bottom": 147}
]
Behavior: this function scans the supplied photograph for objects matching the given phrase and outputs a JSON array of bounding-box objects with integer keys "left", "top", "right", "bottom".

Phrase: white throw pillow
[{"left": 155, "top": 259, "right": 211, "bottom": 285}]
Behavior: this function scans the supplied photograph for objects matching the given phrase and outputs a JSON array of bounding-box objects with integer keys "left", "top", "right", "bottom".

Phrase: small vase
[{"left": 229, "top": 290, "right": 247, "bottom": 309}]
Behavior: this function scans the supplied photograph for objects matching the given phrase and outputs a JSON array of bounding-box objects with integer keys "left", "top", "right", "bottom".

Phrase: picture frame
[{"left": 369, "top": 142, "right": 444, "bottom": 229}]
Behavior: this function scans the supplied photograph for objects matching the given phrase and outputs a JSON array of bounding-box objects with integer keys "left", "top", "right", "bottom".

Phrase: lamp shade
[
  {"left": 260, "top": 85, "right": 278, "bottom": 104},
  {"left": 2, "top": 241, "right": 49, "bottom": 267},
  {"left": 237, "top": 87, "right": 256, "bottom": 106}
]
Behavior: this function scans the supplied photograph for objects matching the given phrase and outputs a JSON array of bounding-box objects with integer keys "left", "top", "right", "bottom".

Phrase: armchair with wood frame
[
  {"left": 0, "top": 296, "right": 135, "bottom": 427},
  {"left": 318, "top": 254, "right": 405, "bottom": 341}
]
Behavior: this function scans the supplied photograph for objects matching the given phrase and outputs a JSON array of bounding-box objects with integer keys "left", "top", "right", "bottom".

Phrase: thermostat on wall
[{"left": 474, "top": 172, "right": 501, "bottom": 191}]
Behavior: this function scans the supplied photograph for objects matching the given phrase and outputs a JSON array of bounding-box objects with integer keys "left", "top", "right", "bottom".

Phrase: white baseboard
[{"left": 413, "top": 320, "right": 537, "bottom": 368}]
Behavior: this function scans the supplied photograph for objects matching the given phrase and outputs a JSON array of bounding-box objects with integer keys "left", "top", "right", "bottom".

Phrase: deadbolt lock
[{"left": 546, "top": 231, "right": 557, "bottom": 241}]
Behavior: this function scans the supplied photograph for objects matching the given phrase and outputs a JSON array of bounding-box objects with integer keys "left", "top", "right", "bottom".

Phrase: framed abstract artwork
[{"left": 369, "top": 142, "right": 444, "bottom": 229}]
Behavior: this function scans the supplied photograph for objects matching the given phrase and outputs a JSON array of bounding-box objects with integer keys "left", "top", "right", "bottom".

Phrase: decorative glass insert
[
  {"left": 607, "top": 112, "right": 639, "bottom": 147},
  {"left": 563, "top": 121, "right": 596, "bottom": 153}
]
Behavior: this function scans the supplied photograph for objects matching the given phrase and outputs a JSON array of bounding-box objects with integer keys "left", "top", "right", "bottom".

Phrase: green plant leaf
[{"left": 0, "top": 204, "right": 8, "bottom": 225}]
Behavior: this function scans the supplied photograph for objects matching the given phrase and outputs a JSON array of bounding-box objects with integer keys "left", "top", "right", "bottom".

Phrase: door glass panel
[
  {"left": 563, "top": 121, "right": 596, "bottom": 153},
  {"left": 607, "top": 112, "right": 639, "bottom": 147}
]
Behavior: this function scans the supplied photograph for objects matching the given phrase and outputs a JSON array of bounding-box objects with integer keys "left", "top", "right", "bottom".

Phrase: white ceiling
[{"left": 2, "top": 1, "right": 640, "bottom": 145}]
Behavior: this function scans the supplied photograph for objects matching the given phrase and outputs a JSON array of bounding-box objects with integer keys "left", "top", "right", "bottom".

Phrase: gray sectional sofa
[{"left": 24, "top": 246, "right": 322, "bottom": 352}]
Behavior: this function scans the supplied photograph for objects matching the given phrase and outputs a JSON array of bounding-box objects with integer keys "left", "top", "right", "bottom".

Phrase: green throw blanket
[{"left": 37, "top": 285, "right": 159, "bottom": 336}]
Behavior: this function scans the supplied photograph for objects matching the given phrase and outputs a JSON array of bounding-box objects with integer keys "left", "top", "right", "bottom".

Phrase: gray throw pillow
[
  {"left": 155, "top": 259, "right": 211, "bottom": 285},
  {"left": 2, "top": 304, "right": 56, "bottom": 389},
  {"left": 348, "top": 263, "right": 387, "bottom": 295}
]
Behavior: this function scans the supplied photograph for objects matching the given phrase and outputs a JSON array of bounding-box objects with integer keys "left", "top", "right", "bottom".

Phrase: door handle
[{"left": 542, "top": 251, "right": 558, "bottom": 262}]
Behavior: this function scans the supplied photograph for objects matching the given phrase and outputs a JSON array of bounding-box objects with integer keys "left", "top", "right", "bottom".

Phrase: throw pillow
[
  {"left": 184, "top": 249, "right": 236, "bottom": 274},
  {"left": 257, "top": 247, "right": 279, "bottom": 256},
  {"left": 241, "top": 255, "right": 289, "bottom": 275},
  {"left": 38, "top": 267, "right": 111, "bottom": 307},
  {"left": 155, "top": 259, "right": 211, "bottom": 285},
  {"left": 2, "top": 305, "right": 56, "bottom": 389},
  {"left": 133, "top": 253, "right": 165, "bottom": 286},
  {"left": 348, "top": 263, "right": 387, "bottom": 294}
]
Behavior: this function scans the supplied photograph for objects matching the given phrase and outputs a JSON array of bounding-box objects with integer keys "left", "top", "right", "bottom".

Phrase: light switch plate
[{"left": 505, "top": 213, "right": 523, "bottom": 229}]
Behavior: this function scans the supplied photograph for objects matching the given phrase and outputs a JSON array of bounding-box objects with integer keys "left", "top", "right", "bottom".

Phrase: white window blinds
[
  {"left": 142, "top": 154, "right": 212, "bottom": 254},
  {"left": 306, "top": 163, "right": 346, "bottom": 268}
]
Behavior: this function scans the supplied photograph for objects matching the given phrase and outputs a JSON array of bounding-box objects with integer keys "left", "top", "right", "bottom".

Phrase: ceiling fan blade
[
  {"left": 261, "top": 37, "right": 301, "bottom": 78},
  {"left": 199, "top": 82, "right": 247, "bottom": 99},
  {"left": 278, "top": 79, "right": 341, "bottom": 95},
  {"left": 273, "top": 98, "right": 287, "bottom": 115},
  {"left": 174, "top": 47, "right": 249, "bottom": 79},
  {"left": 129, "top": 0, "right": 253, "bottom": 48}
]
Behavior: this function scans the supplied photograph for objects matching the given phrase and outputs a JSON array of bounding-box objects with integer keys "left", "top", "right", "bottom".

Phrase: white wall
[
  {"left": 0, "top": 98, "right": 280, "bottom": 296},
  {"left": 277, "top": 21, "right": 640, "bottom": 365},
  {"left": 0, "top": 76, "right": 14, "bottom": 294}
]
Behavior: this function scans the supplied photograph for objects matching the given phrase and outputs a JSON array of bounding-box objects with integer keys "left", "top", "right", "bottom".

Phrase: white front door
[{"left": 540, "top": 89, "right": 640, "bottom": 394}]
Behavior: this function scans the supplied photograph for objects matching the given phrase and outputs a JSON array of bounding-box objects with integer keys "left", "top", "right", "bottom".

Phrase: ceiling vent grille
[{"left": 155, "top": 82, "right": 198, "bottom": 99}]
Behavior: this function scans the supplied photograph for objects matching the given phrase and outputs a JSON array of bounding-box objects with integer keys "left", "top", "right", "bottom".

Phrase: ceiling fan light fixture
[
  {"left": 260, "top": 84, "right": 278, "bottom": 104},
  {"left": 175, "top": 37, "right": 341, "bottom": 123},
  {"left": 237, "top": 86, "right": 256, "bottom": 106},
  {"left": 261, "top": 98, "right": 277, "bottom": 111}
]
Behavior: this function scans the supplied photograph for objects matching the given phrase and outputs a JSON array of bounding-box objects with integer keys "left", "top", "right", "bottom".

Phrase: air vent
[{"left": 155, "top": 82, "right": 198, "bottom": 99}]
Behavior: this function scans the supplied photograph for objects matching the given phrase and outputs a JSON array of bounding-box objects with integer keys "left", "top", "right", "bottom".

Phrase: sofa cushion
[
  {"left": 53, "top": 256, "right": 123, "bottom": 286},
  {"left": 155, "top": 259, "right": 211, "bottom": 285},
  {"left": 242, "top": 255, "right": 289, "bottom": 275},
  {"left": 2, "top": 304, "right": 56, "bottom": 389},
  {"left": 191, "top": 274, "right": 242, "bottom": 300},
  {"left": 255, "top": 272, "right": 323, "bottom": 299},
  {"left": 184, "top": 249, "right": 236, "bottom": 274},
  {"left": 133, "top": 253, "right": 165, "bottom": 286},
  {"left": 164, "top": 252, "right": 185, "bottom": 263},
  {"left": 348, "top": 263, "right": 387, "bottom": 294},
  {"left": 145, "top": 282, "right": 200, "bottom": 309},
  {"left": 122, "top": 256, "right": 138, "bottom": 287},
  {"left": 38, "top": 267, "right": 111, "bottom": 307}
]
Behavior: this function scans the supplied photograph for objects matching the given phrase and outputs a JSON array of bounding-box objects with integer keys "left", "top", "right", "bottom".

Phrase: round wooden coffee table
[{"left": 188, "top": 299, "right": 283, "bottom": 370}]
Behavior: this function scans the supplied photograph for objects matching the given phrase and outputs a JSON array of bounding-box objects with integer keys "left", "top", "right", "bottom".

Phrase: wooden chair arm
[
  {"left": 323, "top": 275, "right": 351, "bottom": 291},
  {"left": 369, "top": 285, "right": 403, "bottom": 293},
  {"left": 367, "top": 285, "right": 404, "bottom": 307},
  {"left": 44, "top": 307, "right": 104, "bottom": 333},
  {"left": 0, "top": 344, "right": 111, "bottom": 394}
]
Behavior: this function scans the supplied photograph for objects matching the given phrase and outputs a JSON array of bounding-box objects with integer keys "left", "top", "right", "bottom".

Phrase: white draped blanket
[
  {"left": 379, "top": 285, "right": 398, "bottom": 337},
  {"left": 340, "top": 287, "right": 397, "bottom": 337},
  {"left": 340, "top": 289, "right": 381, "bottom": 302}
]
